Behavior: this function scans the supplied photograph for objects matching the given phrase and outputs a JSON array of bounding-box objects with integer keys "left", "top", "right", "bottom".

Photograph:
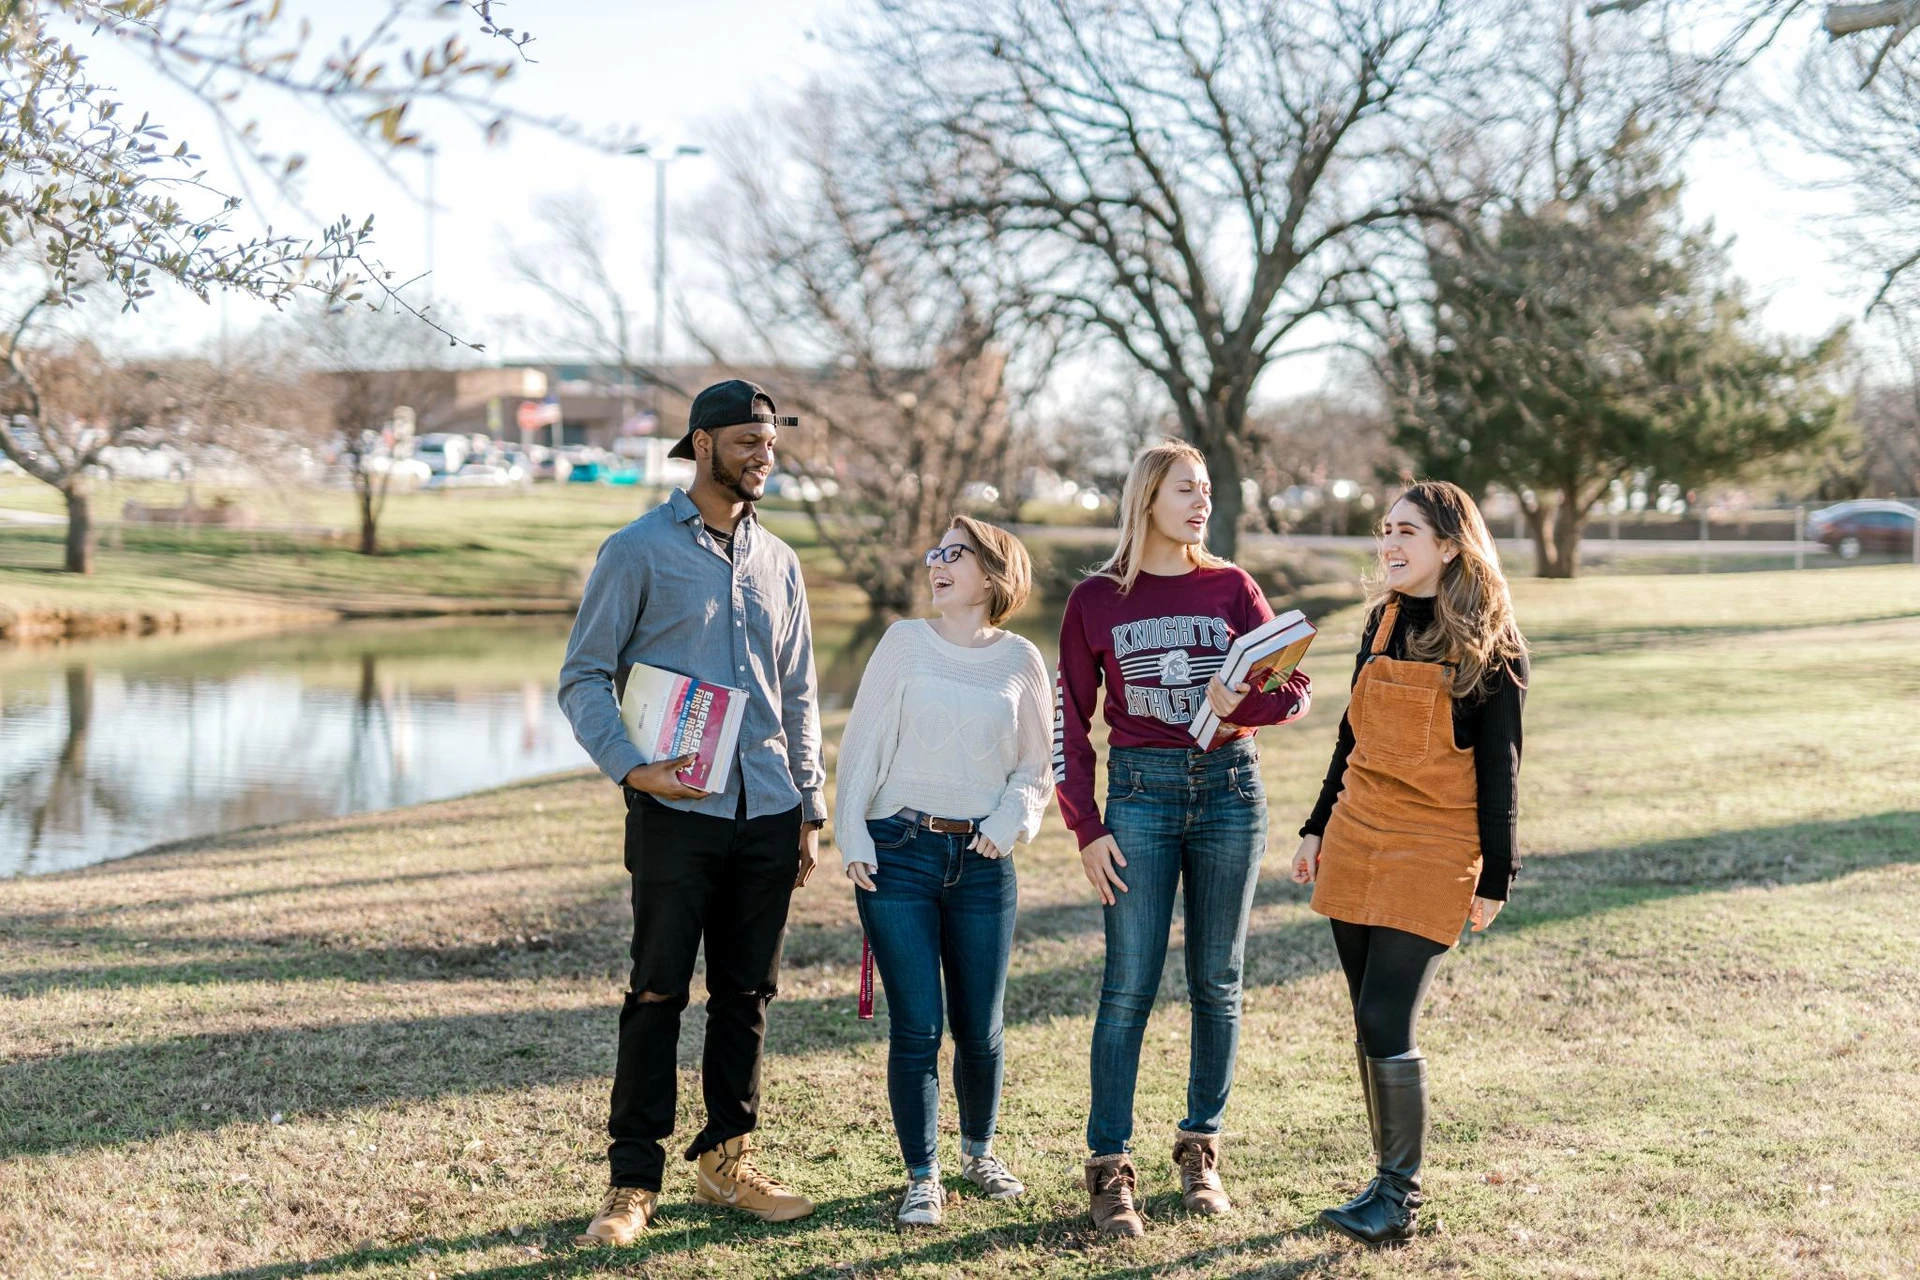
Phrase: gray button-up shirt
[{"left": 557, "top": 488, "right": 826, "bottom": 824}]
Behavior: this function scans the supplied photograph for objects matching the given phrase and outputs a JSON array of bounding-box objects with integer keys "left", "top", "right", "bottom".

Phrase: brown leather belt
[{"left": 894, "top": 807, "right": 979, "bottom": 835}]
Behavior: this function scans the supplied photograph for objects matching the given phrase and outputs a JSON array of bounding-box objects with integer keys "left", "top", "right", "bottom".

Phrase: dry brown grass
[{"left": 4, "top": 567, "right": 1919, "bottom": 1278}]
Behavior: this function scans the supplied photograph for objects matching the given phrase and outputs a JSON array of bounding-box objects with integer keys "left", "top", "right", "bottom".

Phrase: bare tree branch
[{"left": 692, "top": 92, "right": 1040, "bottom": 613}]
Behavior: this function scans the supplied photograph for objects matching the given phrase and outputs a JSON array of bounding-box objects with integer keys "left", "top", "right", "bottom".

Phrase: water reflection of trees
[
  {"left": 345, "top": 652, "right": 389, "bottom": 813},
  {"left": 0, "top": 611, "right": 1060, "bottom": 875},
  {"left": 1, "top": 623, "right": 590, "bottom": 877},
  {"left": 815, "top": 614, "right": 894, "bottom": 712},
  {"left": 0, "top": 666, "right": 132, "bottom": 874}
]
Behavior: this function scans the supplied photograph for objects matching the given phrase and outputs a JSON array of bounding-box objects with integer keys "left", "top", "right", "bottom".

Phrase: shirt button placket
[
  {"left": 733, "top": 557, "right": 747, "bottom": 676},
  {"left": 732, "top": 557, "right": 747, "bottom": 813}
]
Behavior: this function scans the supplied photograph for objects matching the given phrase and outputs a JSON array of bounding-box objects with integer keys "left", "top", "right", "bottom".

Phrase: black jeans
[
  {"left": 608, "top": 789, "right": 802, "bottom": 1190},
  {"left": 1329, "top": 920, "right": 1450, "bottom": 1059}
]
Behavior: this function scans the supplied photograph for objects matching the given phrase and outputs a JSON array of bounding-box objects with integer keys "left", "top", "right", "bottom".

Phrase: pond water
[{"left": 0, "top": 612, "right": 1063, "bottom": 877}]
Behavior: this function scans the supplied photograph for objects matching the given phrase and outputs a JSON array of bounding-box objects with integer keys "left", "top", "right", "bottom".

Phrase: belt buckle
[{"left": 927, "top": 815, "right": 969, "bottom": 834}]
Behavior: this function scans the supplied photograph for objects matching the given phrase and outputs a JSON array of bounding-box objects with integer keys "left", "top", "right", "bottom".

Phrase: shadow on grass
[
  {"left": 5, "top": 811, "right": 1915, "bottom": 1165},
  {"left": 1523, "top": 607, "right": 1920, "bottom": 659},
  {"left": 0, "top": 857, "right": 1252, "bottom": 1000},
  {"left": 181, "top": 1195, "right": 1344, "bottom": 1280},
  {"left": 0, "top": 922, "right": 624, "bottom": 998}
]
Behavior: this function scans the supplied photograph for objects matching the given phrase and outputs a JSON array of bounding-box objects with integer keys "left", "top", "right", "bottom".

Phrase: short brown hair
[{"left": 948, "top": 514, "right": 1032, "bottom": 626}]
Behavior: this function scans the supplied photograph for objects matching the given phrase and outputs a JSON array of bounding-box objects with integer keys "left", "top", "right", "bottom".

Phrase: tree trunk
[
  {"left": 1825, "top": 1, "right": 1920, "bottom": 39},
  {"left": 1552, "top": 492, "right": 1586, "bottom": 577},
  {"left": 356, "top": 468, "right": 380, "bottom": 556},
  {"left": 63, "top": 483, "right": 95, "bottom": 575},
  {"left": 60, "top": 664, "right": 94, "bottom": 773},
  {"left": 1523, "top": 504, "right": 1554, "bottom": 577},
  {"left": 1524, "top": 489, "right": 1590, "bottom": 579},
  {"left": 1199, "top": 435, "right": 1244, "bottom": 561}
]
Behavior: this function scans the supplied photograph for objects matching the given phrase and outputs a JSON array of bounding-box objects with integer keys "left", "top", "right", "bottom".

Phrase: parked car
[
  {"left": 414, "top": 433, "right": 469, "bottom": 475},
  {"left": 529, "top": 446, "right": 572, "bottom": 483},
  {"left": 1809, "top": 500, "right": 1918, "bottom": 559},
  {"left": 424, "top": 464, "right": 516, "bottom": 491},
  {"left": 96, "top": 444, "right": 192, "bottom": 482},
  {"left": 382, "top": 457, "right": 434, "bottom": 485}
]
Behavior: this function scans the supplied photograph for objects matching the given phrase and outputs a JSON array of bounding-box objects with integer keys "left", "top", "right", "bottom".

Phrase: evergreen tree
[{"left": 1383, "top": 143, "right": 1847, "bottom": 578}]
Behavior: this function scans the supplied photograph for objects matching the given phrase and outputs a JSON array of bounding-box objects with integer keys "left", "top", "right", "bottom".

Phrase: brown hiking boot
[
  {"left": 1085, "top": 1153, "right": 1145, "bottom": 1238},
  {"left": 694, "top": 1136, "right": 814, "bottom": 1222},
  {"left": 1173, "top": 1130, "right": 1232, "bottom": 1215},
  {"left": 575, "top": 1186, "right": 658, "bottom": 1246}
]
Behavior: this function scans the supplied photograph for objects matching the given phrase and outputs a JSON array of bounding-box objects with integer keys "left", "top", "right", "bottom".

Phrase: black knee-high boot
[
  {"left": 1328, "top": 1040, "right": 1379, "bottom": 1215},
  {"left": 1320, "top": 1053, "right": 1425, "bottom": 1245}
]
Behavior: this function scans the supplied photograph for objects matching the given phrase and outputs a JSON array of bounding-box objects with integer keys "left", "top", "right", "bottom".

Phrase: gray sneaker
[
  {"left": 962, "top": 1152, "right": 1025, "bottom": 1199},
  {"left": 898, "top": 1174, "right": 945, "bottom": 1226}
]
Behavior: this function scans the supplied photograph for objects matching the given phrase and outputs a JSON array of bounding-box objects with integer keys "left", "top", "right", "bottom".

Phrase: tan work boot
[
  {"left": 1173, "top": 1130, "right": 1232, "bottom": 1215},
  {"left": 575, "top": 1185, "right": 658, "bottom": 1246},
  {"left": 1085, "top": 1153, "right": 1145, "bottom": 1238},
  {"left": 694, "top": 1135, "right": 815, "bottom": 1222}
]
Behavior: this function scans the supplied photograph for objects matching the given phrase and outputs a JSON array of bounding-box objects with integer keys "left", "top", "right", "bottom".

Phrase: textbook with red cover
[
  {"left": 1188, "top": 609, "right": 1317, "bottom": 750},
  {"left": 618, "top": 663, "right": 747, "bottom": 794}
]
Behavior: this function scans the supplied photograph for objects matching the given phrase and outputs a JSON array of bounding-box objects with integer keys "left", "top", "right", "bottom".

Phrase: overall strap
[{"left": 1369, "top": 599, "right": 1401, "bottom": 656}]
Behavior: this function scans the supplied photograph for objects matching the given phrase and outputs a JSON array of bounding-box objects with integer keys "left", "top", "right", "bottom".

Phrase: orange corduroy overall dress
[{"left": 1310, "top": 598, "right": 1481, "bottom": 947}]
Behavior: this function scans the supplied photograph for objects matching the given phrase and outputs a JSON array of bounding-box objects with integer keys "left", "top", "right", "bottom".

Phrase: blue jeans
[
  {"left": 1087, "top": 740, "right": 1268, "bottom": 1157},
  {"left": 854, "top": 813, "right": 1018, "bottom": 1178}
]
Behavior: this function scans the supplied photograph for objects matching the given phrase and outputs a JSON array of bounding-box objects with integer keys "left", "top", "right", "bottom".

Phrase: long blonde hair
[
  {"left": 1094, "top": 440, "right": 1231, "bottom": 593},
  {"left": 1363, "top": 480, "right": 1528, "bottom": 699}
]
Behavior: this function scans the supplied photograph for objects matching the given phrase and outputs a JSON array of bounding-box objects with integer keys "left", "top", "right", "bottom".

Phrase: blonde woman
[
  {"left": 1292, "top": 480, "right": 1529, "bottom": 1246},
  {"left": 1054, "top": 441, "right": 1313, "bottom": 1236},
  {"left": 834, "top": 516, "right": 1053, "bottom": 1228}
]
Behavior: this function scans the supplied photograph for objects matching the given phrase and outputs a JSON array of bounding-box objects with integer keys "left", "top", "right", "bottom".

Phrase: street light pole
[
  {"left": 422, "top": 143, "right": 438, "bottom": 307},
  {"left": 625, "top": 144, "right": 703, "bottom": 418},
  {"left": 653, "top": 157, "right": 667, "bottom": 376}
]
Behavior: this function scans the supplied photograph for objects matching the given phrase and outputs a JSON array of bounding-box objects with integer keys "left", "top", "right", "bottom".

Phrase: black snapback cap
[{"left": 667, "top": 379, "right": 798, "bottom": 460}]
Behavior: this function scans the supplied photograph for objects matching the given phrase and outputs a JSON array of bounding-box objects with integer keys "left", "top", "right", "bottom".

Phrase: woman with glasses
[
  {"left": 834, "top": 515, "right": 1054, "bottom": 1227},
  {"left": 1055, "top": 440, "right": 1313, "bottom": 1237}
]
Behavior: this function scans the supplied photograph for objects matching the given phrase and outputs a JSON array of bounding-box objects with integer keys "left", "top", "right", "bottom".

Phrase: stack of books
[
  {"left": 619, "top": 663, "right": 748, "bottom": 793},
  {"left": 1189, "top": 609, "right": 1317, "bottom": 750}
]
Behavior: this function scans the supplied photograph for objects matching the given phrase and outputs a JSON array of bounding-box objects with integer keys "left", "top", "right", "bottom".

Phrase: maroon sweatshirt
[{"left": 1052, "top": 565, "right": 1313, "bottom": 849}]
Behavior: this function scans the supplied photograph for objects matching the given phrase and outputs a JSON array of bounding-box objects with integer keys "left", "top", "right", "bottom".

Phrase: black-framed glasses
[{"left": 924, "top": 545, "right": 977, "bottom": 566}]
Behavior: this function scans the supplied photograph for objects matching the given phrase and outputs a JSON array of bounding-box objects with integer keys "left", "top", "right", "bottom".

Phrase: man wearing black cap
[{"left": 558, "top": 379, "right": 824, "bottom": 1244}]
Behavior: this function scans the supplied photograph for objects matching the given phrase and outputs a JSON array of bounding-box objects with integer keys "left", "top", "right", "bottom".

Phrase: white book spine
[{"left": 707, "top": 690, "right": 747, "bottom": 793}]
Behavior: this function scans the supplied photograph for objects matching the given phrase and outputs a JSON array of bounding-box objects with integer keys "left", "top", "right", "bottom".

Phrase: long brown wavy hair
[
  {"left": 1363, "top": 480, "right": 1528, "bottom": 699},
  {"left": 1094, "top": 440, "right": 1232, "bottom": 593}
]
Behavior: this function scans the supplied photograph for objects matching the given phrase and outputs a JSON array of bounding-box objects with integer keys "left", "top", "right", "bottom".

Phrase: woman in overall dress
[
  {"left": 835, "top": 516, "right": 1054, "bottom": 1228},
  {"left": 1292, "top": 480, "right": 1529, "bottom": 1246},
  {"left": 1056, "top": 440, "right": 1314, "bottom": 1236}
]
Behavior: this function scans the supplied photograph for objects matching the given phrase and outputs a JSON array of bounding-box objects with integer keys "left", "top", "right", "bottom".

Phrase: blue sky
[{"left": 81, "top": 0, "right": 1865, "bottom": 393}]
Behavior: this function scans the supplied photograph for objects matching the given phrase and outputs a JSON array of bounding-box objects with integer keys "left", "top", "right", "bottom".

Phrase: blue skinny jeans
[
  {"left": 854, "top": 813, "right": 1017, "bottom": 1178},
  {"left": 1087, "top": 739, "right": 1267, "bottom": 1157}
]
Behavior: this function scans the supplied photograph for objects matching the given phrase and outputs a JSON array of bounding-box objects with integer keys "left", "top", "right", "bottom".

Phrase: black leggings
[{"left": 1330, "top": 920, "right": 1450, "bottom": 1059}]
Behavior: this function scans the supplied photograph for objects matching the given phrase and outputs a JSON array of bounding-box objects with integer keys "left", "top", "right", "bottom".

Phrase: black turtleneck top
[{"left": 1299, "top": 593, "right": 1528, "bottom": 900}]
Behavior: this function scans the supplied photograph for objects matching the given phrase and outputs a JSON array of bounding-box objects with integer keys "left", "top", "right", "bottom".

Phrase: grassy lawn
[
  {"left": 0, "top": 479, "right": 876, "bottom": 632},
  {"left": 4, "top": 567, "right": 1920, "bottom": 1278},
  {"left": 0, "top": 479, "right": 655, "bottom": 620}
]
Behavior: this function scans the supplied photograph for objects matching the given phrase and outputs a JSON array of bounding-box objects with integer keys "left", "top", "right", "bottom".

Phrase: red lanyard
[{"left": 858, "top": 933, "right": 875, "bottom": 1020}]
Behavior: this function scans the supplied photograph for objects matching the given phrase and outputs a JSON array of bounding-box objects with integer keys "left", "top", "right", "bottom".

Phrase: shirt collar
[{"left": 667, "top": 486, "right": 756, "bottom": 537}]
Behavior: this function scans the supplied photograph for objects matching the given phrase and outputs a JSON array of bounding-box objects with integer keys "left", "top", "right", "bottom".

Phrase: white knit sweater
[{"left": 832, "top": 619, "right": 1055, "bottom": 869}]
